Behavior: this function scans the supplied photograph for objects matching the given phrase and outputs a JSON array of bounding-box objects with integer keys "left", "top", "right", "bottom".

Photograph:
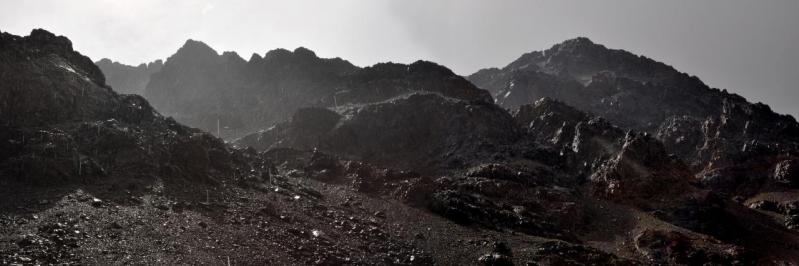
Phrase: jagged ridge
[{"left": 143, "top": 40, "right": 491, "bottom": 139}]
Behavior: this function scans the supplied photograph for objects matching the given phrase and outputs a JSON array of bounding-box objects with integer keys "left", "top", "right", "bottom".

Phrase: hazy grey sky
[{"left": 2, "top": 0, "right": 798, "bottom": 117}]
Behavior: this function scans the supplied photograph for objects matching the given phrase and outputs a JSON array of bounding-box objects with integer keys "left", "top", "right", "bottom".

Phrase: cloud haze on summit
[{"left": 1, "top": 0, "right": 797, "bottom": 117}]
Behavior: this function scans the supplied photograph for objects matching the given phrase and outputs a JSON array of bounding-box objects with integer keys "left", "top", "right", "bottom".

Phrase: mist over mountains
[{"left": 2, "top": 29, "right": 798, "bottom": 265}]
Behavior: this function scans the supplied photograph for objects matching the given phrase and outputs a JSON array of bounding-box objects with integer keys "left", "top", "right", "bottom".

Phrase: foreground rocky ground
[{"left": 4, "top": 147, "right": 799, "bottom": 265}]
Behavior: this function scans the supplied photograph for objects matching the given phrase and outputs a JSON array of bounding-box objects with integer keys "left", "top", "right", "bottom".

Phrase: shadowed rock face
[
  {"left": 95, "top": 58, "right": 163, "bottom": 95},
  {"left": 143, "top": 41, "right": 491, "bottom": 140},
  {"left": 589, "top": 132, "right": 695, "bottom": 204},
  {"left": 513, "top": 98, "right": 696, "bottom": 205},
  {"left": 513, "top": 97, "right": 625, "bottom": 172},
  {"left": 1, "top": 29, "right": 115, "bottom": 127},
  {"left": 470, "top": 37, "right": 799, "bottom": 196}
]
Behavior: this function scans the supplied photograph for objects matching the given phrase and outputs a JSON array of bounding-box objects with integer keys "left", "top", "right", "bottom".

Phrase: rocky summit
[{"left": 1, "top": 29, "right": 799, "bottom": 265}]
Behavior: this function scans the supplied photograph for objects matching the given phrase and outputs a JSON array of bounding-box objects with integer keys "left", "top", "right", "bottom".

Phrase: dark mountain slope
[
  {"left": 0, "top": 29, "right": 450, "bottom": 265},
  {"left": 235, "top": 93, "right": 519, "bottom": 174},
  {"left": 236, "top": 91, "right": 799, "bottom": 263},
  {"left": 511, "top": 97, "right": 799, "bottom": 262},
  {"left": 1, "top": 30, "right": 114, "bottom": 127},
  {"left": 0, "top": 29, "right": 247, "bottom": 186}
]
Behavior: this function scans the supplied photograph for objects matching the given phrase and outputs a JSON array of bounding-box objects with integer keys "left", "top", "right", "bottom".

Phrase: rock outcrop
[
  {"left": 512, "top": 97, "right": 625, "bottom": 174},
  {"left": 513, "top": 98, "right": 696, "bottom": 205},
  {"left": 589, "top": 132, "right": 694, "bottom": 204}
]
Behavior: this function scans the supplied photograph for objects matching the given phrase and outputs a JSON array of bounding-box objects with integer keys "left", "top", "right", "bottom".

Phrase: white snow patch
[
  {"left": 58, "top": 63, "right": 76, "bottom": 74},
  {"left": 56, "top": 62, "right": 91, "bottom": 82}
]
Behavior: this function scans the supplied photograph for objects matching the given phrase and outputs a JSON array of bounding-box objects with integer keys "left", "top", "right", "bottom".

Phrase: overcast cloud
[{"left": 1, "top": 0, "right": 797, "bottom": 117}]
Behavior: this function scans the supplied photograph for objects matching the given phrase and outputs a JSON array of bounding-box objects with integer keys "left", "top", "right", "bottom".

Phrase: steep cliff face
[
  {"left": 470, "top": 38, "right": 799, "bottom": 196},
  {"left": 95, "top": 58, "right": 162, "bottom": 95},
  {"left": 143, "top": 41, "right": 491, "bottom": 140}
]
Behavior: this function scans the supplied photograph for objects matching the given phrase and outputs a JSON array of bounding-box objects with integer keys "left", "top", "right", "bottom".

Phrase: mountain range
[
  {"left": 1, "top": 28, "right": 797, "bottom": 265},
  {"left": 467, "top": 37, "right": 799, "bottom": 197},
  {"left": 111, "top": 40, "right": 487, "bottom": 139}
]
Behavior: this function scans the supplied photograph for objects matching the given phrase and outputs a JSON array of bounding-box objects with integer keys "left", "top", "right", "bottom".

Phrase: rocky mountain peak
[
  {"left": 221, "top": 51, "right": 246, "bottom": 65},
  {"left": 559, "top": 36, "right": 596, "bottom": 46},
  {"left": 26, "top": 28, "right": 74, "bottom": 52},
  {"left": 408, "top": 60, "right": 457, "bottom": 77},
  {"left": 1, "top": 29, "right": 105, "bottom": 86},
  {"left": 248, "top": 52, "right": 263, "bottom": 63},
  {"left": 292, "top": 46, "right": 317, "bottom": 58},
  {"left": 262, "top": 48, "right": 291, "bottom": 60},
  {"left": 544, "top": 37, "right": 604, "bottom": 58},
  {"left": 181, "top": 39, "right": 215, "bottom": 53},
  {"left": 96, "top": 58, "right": 113, "bottom": 65},
  {"left": 167, "top": 39, "right": 220, "bottom": 65},
  {"left": 502, "top": 37, "right": 604, "bottom": 72},
  {"left": 502, "top": 37, "right": 680, "bottom": 86}
]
